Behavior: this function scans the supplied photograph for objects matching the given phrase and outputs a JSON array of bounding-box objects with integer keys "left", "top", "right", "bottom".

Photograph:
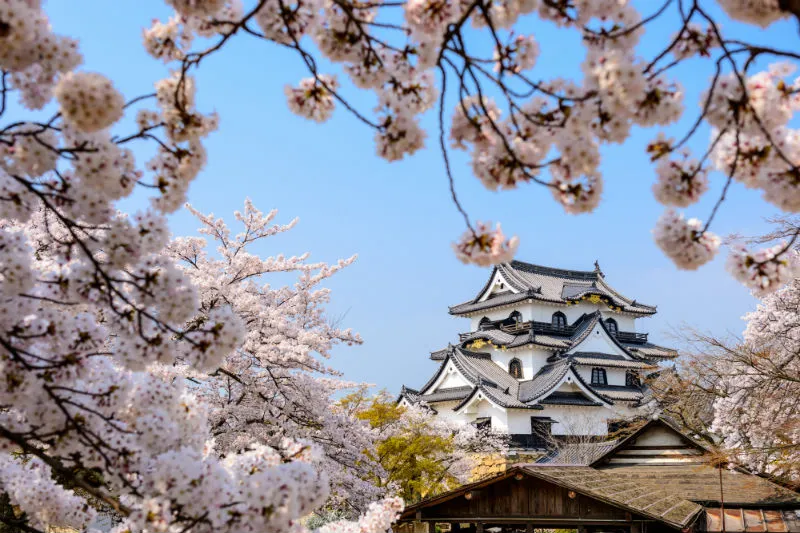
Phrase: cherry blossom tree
[
  {"left": 0, "top": 1, "right": 403, "bottom": 532},
  {"left": 167, "top": 201, "right": 386, "bottom": 515},
  {"left": 2, "top": 0, "right": 799, "bottom": 528},
  {"left": 709, "top": 277, "right": 800, "bottom": 485},
  {"left": 139, "top": 0, "right": 800, "bottom": 290},
  {"left": 648, "top": 218, "right": 800, "bottom": 486}
]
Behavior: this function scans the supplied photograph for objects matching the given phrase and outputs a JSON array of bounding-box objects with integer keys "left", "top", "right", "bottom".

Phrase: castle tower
[{"left": 398, "top": 261, "right": 677, "bottom": 449}]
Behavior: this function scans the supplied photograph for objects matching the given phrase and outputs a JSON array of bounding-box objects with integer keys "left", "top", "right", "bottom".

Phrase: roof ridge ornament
[{"left": 594, "top": 260, "right": 604, "bottom": 277}]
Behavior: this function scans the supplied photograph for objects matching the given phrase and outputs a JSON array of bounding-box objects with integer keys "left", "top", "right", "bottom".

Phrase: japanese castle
[{"left": 398, "top": 260, "right": 678, "bottom": 449}]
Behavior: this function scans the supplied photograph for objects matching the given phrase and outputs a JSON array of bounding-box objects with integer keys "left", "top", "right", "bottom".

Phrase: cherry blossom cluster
[
  {"left": 453, "top": 221, "right": 519, "bottom": 267},
  {"left": 285, "top": 75, "right": 340, "bottom": 122},
  {"left": 0, "top": 455, "right": 97, "bottom": 531},
  {"left": 169, "top": 201, "right": 392, "bottom": 513},
  {"left": 0, "top": 3, "right": 406, "bottom": 533},
  {"left": 652, "top": 153, "right": 709, "bottom": 208},
  {"left": 142, "top": 0, "right": 800, "bottom": 289},
  {"left": 711, "top": 277, "right": 800, "bottom": 482},
  {"left": 715, "top": 0, "right": 787, "bottom": 27},
  {"left": 653, "top": 210, "right": 721, "bottom": 270},
  {"left": 726, "top": 243, "right": 800, "bottom": 296}
]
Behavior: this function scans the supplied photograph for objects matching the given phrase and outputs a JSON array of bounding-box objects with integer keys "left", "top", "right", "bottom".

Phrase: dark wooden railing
[
  {"left": 462, "top": 320, "right": 649, "bottom": 344},
  {"left": 614, "top": 331, "right": 648, "bottom": 343}
]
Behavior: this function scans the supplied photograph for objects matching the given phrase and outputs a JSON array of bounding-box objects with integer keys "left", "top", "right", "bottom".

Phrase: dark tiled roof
[
  {"left": 521, "top": 465, "right": 703, "bottom": 528},
  {"left": 449, "top": 290, "right": 536, "bottom": 315},
  {"left": 570, "top": 353, "right": 657, "bottom": 370},
  {"left": 590, "top": 384, "right": 645, "bottom": 401},
  {"left": 429, "top": 347, "right": 449, "bottom": 360},
  {"left": 419, "top": 386, "right": 473, "bottom": 403},
  {"left": 624, "top": 342, "right": 679, "bottom": 359},
  {"left": 460, "top": 329, "right": 517, "bottom": 346},
  {"left": 398, "top": 386, "right": 420, "bottom": 403},
  {"left": 598, "top": 465, "right": 800, "bottom": 507},
  {"left": 450, "top": 348, "right": 528, "bottom": 408},
  {"left": 519, "top": 359, "right": 572, "bottom": 402},
  {"left": 536, "top": 440, "right": 622, "bottom": 465},
  {"left": 450, "top": 261, "right": 657, "bottom": 316},
  {"left": 539, "top": 391, "right": 603, "bottom": 406},
  {"left": 406, "top": 343, "right": 635, "bottom": 411}
]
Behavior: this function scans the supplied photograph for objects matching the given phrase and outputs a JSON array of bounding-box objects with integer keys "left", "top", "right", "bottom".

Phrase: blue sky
[{"left": 35, "top": 1, "right": 797, "bottom": 393}]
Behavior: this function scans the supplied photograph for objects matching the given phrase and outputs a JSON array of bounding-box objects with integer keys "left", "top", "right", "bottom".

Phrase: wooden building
[{"left": 398, "top": 419, "right": 800, "bottom": 533}]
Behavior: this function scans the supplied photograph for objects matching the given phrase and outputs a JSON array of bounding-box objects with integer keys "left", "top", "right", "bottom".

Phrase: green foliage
[{"left": 340, "top": 390, "right": 462, "bottom": 504}]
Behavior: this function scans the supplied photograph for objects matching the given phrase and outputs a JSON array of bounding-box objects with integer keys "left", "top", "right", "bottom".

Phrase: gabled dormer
[{"left": 564, "top": 312, "right": 636, "bottom": 360}]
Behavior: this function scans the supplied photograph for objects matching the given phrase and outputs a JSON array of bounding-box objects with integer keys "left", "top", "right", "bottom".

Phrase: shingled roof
[
  {"left": 450, "top": 261, "right": 657, "bottom": 316},
  {"left": 598, "top": 465, "right": 800, "bottom": 507},
  {"left": 536, "top": 440, "right": 622, "bottom": 465},
  {"left": 520, "top": 465, "right": 704, "bottom": 528}
]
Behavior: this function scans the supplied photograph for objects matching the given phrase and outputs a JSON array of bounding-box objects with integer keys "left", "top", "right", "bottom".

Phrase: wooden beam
[{"left": 415, "top": 518, "right": 653, "bottom": 526}]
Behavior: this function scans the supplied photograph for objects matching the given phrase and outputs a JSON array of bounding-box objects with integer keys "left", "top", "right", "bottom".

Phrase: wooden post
[
  {"left": 526, "top": 524, "right": 534, "bottom": 533},
  {"left": 427, "top": 522, "right": 436, "bottom": 533},
  {"left": 630, "top": 523, "right": 642, "bottom": 533},
  {"left": 476, "top": 523, "right": 484, "bottom": 533}
]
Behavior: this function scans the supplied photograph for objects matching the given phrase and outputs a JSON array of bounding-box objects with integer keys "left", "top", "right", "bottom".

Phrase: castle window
[
  {"left": 530, "top": 417, "right": 553, "bottom": 448},
  {"left": 508, "top": 358, "right": 523, "bottom": 379},
  {"left": 626, "top": 370, "right": 639, "bottom": 387},
  {"left": 605, "top": 318, "right": 618, "bottom": 335},
  {"left": 479, "top": 317, "right": 492, "bottom": 330},
  {"left": 509, "top": 310, "right": 522, "bottom": 324},
  {"left": 475, "top": 417, "right": 491, "bottom": 430},
  {"left": 552, "top": 311, "right": 567, "bottom": 328},
  {"left": 591, "top": 367, "right": 607, "bottom": 385}
]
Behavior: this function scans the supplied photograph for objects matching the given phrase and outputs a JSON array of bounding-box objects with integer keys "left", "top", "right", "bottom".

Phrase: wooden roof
[
  {"left": 400, "top": 465, "right": 703, "bottom": 530},
  {"left": 597, "top": 465, "right": 800, "bottom": 507},
  {"left": 521, "top": 465, "right": 703, "bottom": 528}
]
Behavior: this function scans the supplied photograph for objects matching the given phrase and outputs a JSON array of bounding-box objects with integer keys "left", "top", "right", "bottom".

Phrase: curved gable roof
[
  {"left": 565, "top": 311, "right": 640, "bottom": 360},
  {"left": 450, "top": 261, "right": 657, "bottom": 316}
]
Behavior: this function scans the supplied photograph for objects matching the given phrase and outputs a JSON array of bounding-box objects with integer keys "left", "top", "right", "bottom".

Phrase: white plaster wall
[
  {"left": 522, "top": 303, "right": 637, "bottom": 330},
  {"left": 505, "top": 407, "right": 609, "bottom": 435},
  {"left": 444, "top": 401, "right": 643, "bottom": 436},
  {"left": 574, "top": 366, "right": 626, "bottom": 386},
  {"left": 458, "top": 398, "right": 510, "bottom": 432},
  {"left": 606, "top": 312, "right": 637, "bottom": 331},
  {"left": 426, "top": 360, "right": 470, "bottom": 392},
  {"left": 488, "top": 347, "right": 554, "bottom": 380},
  {"left": 479, "top": 270, "right": 514, "bottom": 301},
  {"left": 541, "top": 406, "right": 610, "bottom": 435},
  {"left": 466, "top": 302, "right": 649, "bottom": 333},
  {"left": 566, "top": 322, "right": 628, "bottom": 357},
  {"left": 505, "top": 405, "right": 642, "bottom": 436},
  {"left": 427, "top": 401, "right": 466, "bottom": 424},
  {"left": 491, "top": 349, "right": 524, "bottom": 378},
  {"left": 439, "top": 371, "right": 470, "bottom": 389}
]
